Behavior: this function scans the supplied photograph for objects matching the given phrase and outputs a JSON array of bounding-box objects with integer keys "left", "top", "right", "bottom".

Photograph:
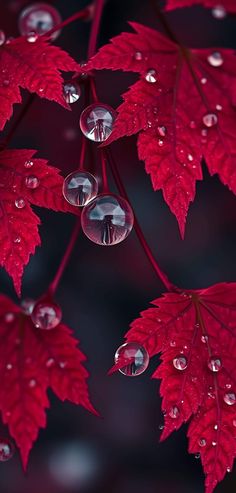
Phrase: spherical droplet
[
  {"left": 0, "top": 30, "right": 6, "bottom": 46},
  {"left": 195, "top": 453, "right": 200, "bottom": 459},
  {"left": 224, "top": 392, "right": 236, "bottom": 406},
  {"left": 63, "top": 171, "right": 98, "bottom": 207},
  {"left": 202, "top": 113, "right": 218, "bottom": 128},
  {"left": 18, "top": 3, "right": 62, "bottom": 40},
  {"left": 158, "top": 126, "right": 167, "bottom": 137},
  {"left": 199, "top": 438, "right": 206, "bottom": 447},
  {"left": 0, "top": 439, "right": 14, "bottom": 462},
  {"left": 134, "top": 51, "right": 143, "bottom": 61},
  {"left": 63, "top": 82, "right": 81, "bottom": 104},
  {"left": 81, "top": 194, "right": 134, "bottom": 246},
  {"left": 26, "top": 32, "right": 38, "bottom": 42},
  {"left": 173, "top": 355, "right": 188, "bottom": 371},
  {"left": 14, "top": 236, "right": 21, "bottom": 244},
  {"left": 208, "top": 357, "right": 222, "bottom": 372},
  {"left": 25, "top": 175, "right": 40, "bottom": 189},
  {"left": 212, "top": 441, "right": 217, "bottom": 446},
  {"left": 227, "top": 467, "right": 231, "bottom": 473},
  {"left": 169, "top": 406, "right": 180, "bottom": 419},
  {"left": 21, "top": 298, "right": 35, "bottom": 315},
  {"left": 31, "top": 301, "right": 62, "bottom": 330},
  {"left": 212, "top": 5, "right": 226, "bottom": 19},
  {"left": 214, "top": 424, "right": 218, "bottom": 430},
  {"left": 201, "top": 335, "right": 208, "bottom": 344},
  {"left": 207, "top": 52, "right": 223, "bottom": 67},
  {"left": 4, "top": 313, "right": 15, "bottom": 323},
  {"left": 114, "top": 342, "right": 149, "bottom": 377},
  {"left": 158, "top": 424, "right": 164, "bottom": 430},
  {"left": 15, "top": 198, "right": 26, "bottom": 209},
  {"left": 80, "top": 103, "right": 116, "bottom": 142},
  {"left": 24, "top": 159, "right": 34, "bottom": 168},
  {"left": 46, "top": 358, "right": 55, "bottom": 368},
  {"left": 145, "top": 69, "right": 157, "bottom": 83}
]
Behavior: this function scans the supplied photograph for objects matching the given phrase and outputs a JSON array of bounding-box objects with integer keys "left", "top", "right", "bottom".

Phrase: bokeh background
[{"left": 0, "top": 0, "right": 236, "bottom": 492}]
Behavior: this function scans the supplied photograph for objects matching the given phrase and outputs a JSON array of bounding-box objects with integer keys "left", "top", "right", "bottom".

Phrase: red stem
[
  {"left": 100, "top": 149, "right": 109, "bottom": 192},
  {"left": 105, "top": 149, "right": 176, "bottom": 292},
  {"left": 48, "top": 217, "right": 81, "bottom": 296},
  {"left": 87, "top": 0, "right": 105, "bottom": 59},
  {"left": 43, "top": 6, "right": 93, "bottom": 39},
  {"left": 79, "top": 136, "right": 87, "bottom": 170}
]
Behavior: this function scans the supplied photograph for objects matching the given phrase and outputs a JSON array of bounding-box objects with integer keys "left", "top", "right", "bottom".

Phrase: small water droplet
[
  {"left": 145, "top": 69, "right": 157, "bottom": 83},
  {"left": 226, "top": 383, "right": 232, "bottom": 389},
  {"left": 158, "top": 139, "right": 164, "bottom": 146},
  {"left": 63, "top": 81, "right": 81, "bottom": 104},
  {"left": 15, "top": 198, "right": 26, "bottom": 209},
  {"left": 201, "top": 77, "right": 207, "bottom": 84},
  {"left": 170, "top": 341, "right": 176, "bottom": 347},
  {"left": 25, "top": 175, "right": 40, "bottom": 189},
  {"left": 195, "top": 453, "right": 200, "bottom": 459},
  {"left": 189, "top": 121, "right": 196, "bottom": 129},
  {"left": 201, "top": 335, "right": 208, "bottom": 343},
  {"left": 212, "top": 441, "right": 217, "bottom": 446},
  {"left": 214, "top": 424, "right": 218, "bottom": 430},
  {"left": 29, "top": 379, "right": 36, "bottom": 388},
  {"left": 27, "top": 32, "right": 38, "bottom": 42},
  {"left": 24, "top": 160, "right": 34, "bottom": 168},
  {"left": 227, "top": 467, "right": 231, "bottom": 473},
  {"left": 59, "top": 361, "right": 67, "bottom": 369},
  {"left": 224, "top": 392, "right": 236, "bottom": 406},
  {"left": 212, "top": 5, "right": 226, "bottom": 19},
  {"left": 158, "top": 126, "right": 167, "bottom": 137},
  {"left": 14, "top": 237, "right": 21, "bottom": 244},
  {"left": 21, "top": 298, "right": 35, "bottom": 315},
  {"left": 169, "top": 406, "right": 179, "bottom": 419},
  {"left": 233, "top": 419, "right": 236, "bottom": 427},
  {"left": 158, "top": 424, "right": 164, "bottom": 430},
  {"left": 203, "top": 113, "right": 218, "bottom": 127},
  {"left": 6, "top": 364, "right": 12, "bottom": 370},
  {"left": 188, "top": 154, "right": 193, "bottom": 161},
  {"left": 208, "top": 357, "right": 222, "bottom": 372},
  {"left": 3, "top": 80, "right": 10, "bottom": 87},
  {"left": 134, "top": 51, "right": 143, "bottom": 61},
  {"left": 199, "top": 438, "right": 206, "bottom": 447},
  {"left": 216, "top": 104, "right": 222, "bottom": 111},
  {"left": 46, "top": 358, "right": 55, "bottom": 368},
  {"left": 0, "top": 30, "right": 5, "bottom": 46},
  {"left": 207, "top": 52, "right": 223, "bottom": 67},
  {"left": 173, "top": 355, "right": 188, "bottom": 371},
  {"left": 4, "top": 313, "right": 15, "bottom": 323}
]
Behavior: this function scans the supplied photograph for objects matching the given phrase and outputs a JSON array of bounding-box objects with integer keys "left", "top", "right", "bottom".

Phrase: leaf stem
[
  {"left": 47, "top": 216, "right": 81, "bottom": 296},
  {"left": 100, "top": 149, "right": 109, "bottom": 192},
  {"left": 87, "top": 0, "right": 105, "bottom": 59},
  {"left": 43, "top": 5, "right": 93, "bottom": 39},
  {"left": 105, "top": 149, "right": 176, "bottom": 292}
]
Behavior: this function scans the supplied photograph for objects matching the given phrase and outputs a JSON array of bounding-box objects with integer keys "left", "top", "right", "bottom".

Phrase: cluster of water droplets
[{"left": 14, "top": 159, "right": 40, "bottom": 215}]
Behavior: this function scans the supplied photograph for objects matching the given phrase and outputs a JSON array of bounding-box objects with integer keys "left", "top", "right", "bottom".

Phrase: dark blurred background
[{"left": 0, "top": 0, "right": 236, "bottom": 492}]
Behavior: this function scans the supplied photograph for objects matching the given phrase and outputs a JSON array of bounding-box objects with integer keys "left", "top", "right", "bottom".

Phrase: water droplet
[
  {"left": 15, "top": 198, "right": 26, "bottom": 209},
  {"left": 114, "top": 342, "right": 149, "bottom": 377},
  {"left": 6, "top": 364, "right": 12, "bottom": 370},
  {"left": 63, "top": 81, "right": 81, "bottom": 104},
  {"left": 59, "top": 361, "right": 67, "bottom": 369},
  {"left": 145, "top": 69, "right": 157, "bottom": 83},
  {"left": 224, "top": 392, "right": 236, "bottom": 406},
  {"left": 29, "top": 379, "right": 36, "bottom": 388},
  {"left": 207, "top": 52, "right": 223, "bottom": 67},
  {"left": 227, "top": 467, "right": 231, "bottom": 473},
  {"left": 63, "top": 171, "right": 98, "bottom": 207},
  {"left": 195, "top": 453, "right": 200, "bottom": 459},
  {"left": 212, "top": 441, "right": 217, "bottom": 446},
  {"left": 173, "top": 355, "right": 188, "bottom": 371},
  {"left": 80, "top": 103, "right": 116, "bottom": 142},
  {"left": 0, "top": 30, "right": 5, "bottom": 46},
  {"left": 26, "top": 32, "right": 38, "bottom": 42},
  {"left": 14, "top": 236, "right": 21, "bottom": 244},
  {"left": 226, "top": 383, "right": 232, "bottom": 389},
  {"left": 134, "top": 51, "right": 143, "bottom": 61},
  {"left": 188, "top": 154, "right": 193, "bottom": 161},
  {"left": 201, "top": 335, "right": 208, "bottom": 343},
  {"left": 208, "top": 357, "right": 222, "bottom": 372},
  {"left": 4, "top": 313, "right": 15, "bottom": 323},
  {"left": 24, "top": 159, "right": 34, "bottom": 168},
  {"left": 18, "top": 3, "right": 62, "bottom": 40},
  {"left": 158, "top": 139, "right": 164, "bottom": 146},
  {"left": 46, "top": 358, "right": 55, "bottom": 368},
  {"left": 214, "top": 424, "right": 218, "bottom": 430},
  {"left": 201, "top": 77, "right": 207, "bottom": 84},
  {"left": 81, "top": 193, "right": 134, "bottom": 246},
  {"left": 198, "top": 438, "right": 206, "bottom": 447},
  {"left": 0, "top": 439, "right": 14, "bottom": 461},
  {"left": 31, "top": 301, "right": 62, "bottom": 330},
  {"left": 25, "top": 175, "right": 40, "bottom": 189},
  {"left": 169, "top": 406, "right": 180, "bottom": 419},
  {"left": 216, "top": 104, "right": 222, "bottom": 111},
  {"left": 21, "top": 298, "right": 35, "bottom": 315},
  {"left": 158, "top": 126, "right": 167, "bottom": 137},
  {"left": 158, "top": 424, "right": 164, "bottom": 430},
  {"left": 202, "top": 113, "right": 218, "bottom": 128},
  {"left": 212, "top": 5, "right": 226, "bottom": 19}
]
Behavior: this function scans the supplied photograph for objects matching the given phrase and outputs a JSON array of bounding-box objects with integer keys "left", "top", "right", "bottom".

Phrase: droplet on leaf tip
[
  {"left": 63, "top": 82, "right": 81, "bottom": 104},
  {"left": 212, "top": 5, "right": 227, "bottom": 19},
  {"left": 114, "top": 342, "right": 149, "bottom": 377}
]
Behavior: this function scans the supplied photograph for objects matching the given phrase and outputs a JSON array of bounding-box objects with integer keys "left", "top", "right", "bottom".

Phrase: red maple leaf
[
  {"left": 0, "top": 35, "right": 79, "bottom": 130},
  {"left": 0, "top": 294, "right": 96, "bottom": 469},
  {"left": 0, "top": 148, "right": 76, "bottom": 295},
  {"left": 165, "top": 0, "right": 236, "bottom": 13},
  {"left": 88, "top": 22, "right": 236, "bottom": 236},
  {"left": 112, "top": 282, "right": 236, "bottom": 493}
]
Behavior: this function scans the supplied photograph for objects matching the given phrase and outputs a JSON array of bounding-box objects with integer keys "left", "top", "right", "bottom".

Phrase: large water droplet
[
  {"left": 114, "top": 342, "right": 149, "bottom": 377},
  {"left": 202, "top": 113, "right": 218, "bottom": 128},
  {"left": 18, "top": 3, "right": 62, "bottom": 40},
  {"left": 208, "top": 357, "right": 222, "bottom": 372},
  {"left": 31, "top": 301, "right": 62, "bottom": 330},
  {"left": 212, "top": 5, "right": 226, "bottom": 19},
  {"left": 63, "top": 82, "right": 81, "bottom": 104},
  {"left": 224, "top": 392, "right": 236, "bottom": 406},
  {"left": 145, "top": 69, "right": 157, "bottom": 83},
  {"left": 80, "top": 103, "right": 116, "bottom": 142},
  {"left": 207, "top": 52, "right": 223, "bottom": 67},
  {"left": 169, "top": 406, "right": 179, "bottom": 419},
  {"left": 173, "top": 355, "right": 188, "bottom": 371}
]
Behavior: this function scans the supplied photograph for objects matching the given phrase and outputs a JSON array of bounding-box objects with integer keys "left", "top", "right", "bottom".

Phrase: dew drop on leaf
[
  {"left": 158, "top": 424, "right": 164, "bottom": 430},
  {"left": 216, "top": 104, "right": 222, "bottom": 111},
  {"left": 63, "top": 82, "right": 81, "bottom": 104},
  {"left": 201, "top": 78, "right": 207, "bottom": 85},
  {"left": 201, "top": 335, "right": 208, "bottom": 343},
  {"left": 31, "top": 301, "right": 62, "bottom": 330},
  {"left": 195, "top": 453, "right": 200, "bottom": 459},
  {"left": 80, "top": 103, "right": 116, "bottom": 142},
  {"left": 81, "top": 193, "right": 134, "bottom": 246},
  {"left": 25, "top": 175, "right": 40, "bottom": 189},
  {"left": 18, "top": 3, "right": 62, "bottom": 40},
  {"left": 202, "top": 113, "right": 218, "bottom": 127},
  {"left": 169, "top": 406, "right": 180, "bottom": 419},
  {"left": 26, "top": 32, "right": 38, "bottom": 43},
  {"left": 0, "top": 30, "right": 5, "bottom": 46},
  {"left": 63, "top": 171, "right": 98, "bottom": 207},
  {"left": 4, "top": 313, "right": 15, "bottom": 323},
  {"left": 158, "top": 126, "right": 167, "bottom": 137},
  {"left": 21, "top": 298, "right": 35, "bottom": 315},
  {"left": 114, "top": 342, "right": 149, "bottom": 376},
  {"left": 46, "top": 358, "right": 55, "bottom": 368},
  {"left": 158, "top": 139, "right": 164, "bottom": 146},
  {"left": 0, "top": 439, "right": 14, "bottom": 462},
  {"left": 24, "top": 160, "right": 34, "bottom": 168},
  {"left": 15, "top": 198, "right": 26, "bottom": 209},
  {"left": 212, "top": 5, "right": 227, "bottom": 19},
  {"left": 173, "top": 355, "right": 188, "bottom": 370},
  {"left": 208, "top": 357, "right": 222, "bottom": 372},
  {"left": 198, "top": 438, "right": 206, "bottom": 447},
  {"left": 212, "top": 441, "right": 217, "bottom": 446},
  {"left": 134, "top": 51, "right": 143, "bottom": 61},
  {"left": 145, "top": 69, "right": 157, "bottom": 83},
  {"left": 207, "top": 52, "right": 223, "bottom": 67},
  {"left": 14, "top": 236, "right": 21, "bottom": 244},
  {"left": 224, "top": 392, "right": 236, "bottom": 406}
]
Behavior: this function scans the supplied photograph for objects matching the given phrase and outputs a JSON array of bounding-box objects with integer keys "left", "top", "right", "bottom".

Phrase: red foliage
[
  {"left": 88, "top": 22, "right": 236, "bottom": 236},
  {"left": 165, "top": 0, "right": 236, "bottom": 13},
  {"left": 0, "top": 295, "right": 96, "bottom": 469},
  {"left": 0, "top": 149, "right": 76, "bottom": 295},
  {"left": 112, "top": 282, "right": 236, "bottom": 493},
  {"left": 0, "top": 35, "right": 79, "bottom": 130}
]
